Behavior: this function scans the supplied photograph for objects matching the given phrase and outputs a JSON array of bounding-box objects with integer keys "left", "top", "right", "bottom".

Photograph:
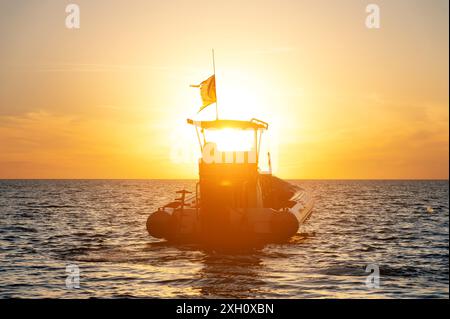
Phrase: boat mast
[{"left": 212, "top": 49, "right": 219, "bottom": 120}]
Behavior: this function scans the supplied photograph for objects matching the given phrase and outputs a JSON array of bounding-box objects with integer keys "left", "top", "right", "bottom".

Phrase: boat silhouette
[{"left": 146, "top": 117, "right": 314, "bottom": 248}]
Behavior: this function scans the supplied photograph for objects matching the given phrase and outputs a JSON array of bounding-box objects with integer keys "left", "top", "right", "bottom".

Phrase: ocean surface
[{"left": 0, "top": 180, "right": 448, "bottom": 298}]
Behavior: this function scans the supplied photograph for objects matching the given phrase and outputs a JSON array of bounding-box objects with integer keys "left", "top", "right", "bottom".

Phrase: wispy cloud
[
  {"left": 230, "top": 47, "right": 296, "bottom": 57},
  {"left": 6, "top": 63, "right": 202, "bottom": 73}
]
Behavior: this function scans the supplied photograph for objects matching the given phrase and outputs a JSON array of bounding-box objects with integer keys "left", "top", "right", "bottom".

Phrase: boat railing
[
  {"left": 250, "top": 118, "right": 269, "bottom": 130},
  {"left": 195, "top": 182, "right": 200, "bottom": 218},
  {"left": 158, "top": 190, "right": 196, "bottom": 214}
]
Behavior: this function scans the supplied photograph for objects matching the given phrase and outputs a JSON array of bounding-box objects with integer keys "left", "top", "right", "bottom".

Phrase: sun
[{"left": 206, "top": 128, "right": 254, "bottom": 152}]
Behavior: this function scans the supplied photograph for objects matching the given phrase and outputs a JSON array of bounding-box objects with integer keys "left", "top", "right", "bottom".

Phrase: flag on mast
[{"left": 190, "top": 75, "right": 216, "bottom": 113}]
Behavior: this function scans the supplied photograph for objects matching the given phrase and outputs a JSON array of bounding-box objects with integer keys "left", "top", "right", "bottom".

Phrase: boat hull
[{"left": 146, "top": 185, "right": 314, "bottom": 247}]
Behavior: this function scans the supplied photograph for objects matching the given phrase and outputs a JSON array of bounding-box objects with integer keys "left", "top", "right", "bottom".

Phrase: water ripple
[{"left": 0, "top": 179, "right": 448, "bottom": 298}]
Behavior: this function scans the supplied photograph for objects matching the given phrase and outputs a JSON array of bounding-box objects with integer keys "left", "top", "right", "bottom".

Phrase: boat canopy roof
[{"left": 187, "top": 118, "right": 268, "bottom": 130}]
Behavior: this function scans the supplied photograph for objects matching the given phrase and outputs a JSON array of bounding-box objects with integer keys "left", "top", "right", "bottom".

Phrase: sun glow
[
  {"left": 0, "top": 1, "right": 447, "bottom": 179},
  {"left": 206, "top": 129, "right": 254, "bottom": 152}
]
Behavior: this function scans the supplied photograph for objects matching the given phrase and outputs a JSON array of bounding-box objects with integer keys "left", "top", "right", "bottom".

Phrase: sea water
[{"left": 0, "top": 180, "right": 448, "bottom": 298}]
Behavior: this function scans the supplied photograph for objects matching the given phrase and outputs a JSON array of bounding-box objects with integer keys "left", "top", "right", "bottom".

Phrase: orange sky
[{"left": 0, "top": 0, "right": 448, "bottom": 179}]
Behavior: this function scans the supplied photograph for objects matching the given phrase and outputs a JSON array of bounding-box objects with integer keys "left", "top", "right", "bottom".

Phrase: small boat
[{"left": 146, "top": 117, "right": 315, "bottom": 248}]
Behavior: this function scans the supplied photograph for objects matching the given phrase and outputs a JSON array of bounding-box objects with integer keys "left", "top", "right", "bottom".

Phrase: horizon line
[{"left": 0, "top": 178, "right": 448, "bottom": 181}]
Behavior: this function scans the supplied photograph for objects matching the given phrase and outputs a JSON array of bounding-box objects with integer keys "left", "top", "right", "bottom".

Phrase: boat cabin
[{"left": 187, "top": 118, "right": 274, "bottom": 241}]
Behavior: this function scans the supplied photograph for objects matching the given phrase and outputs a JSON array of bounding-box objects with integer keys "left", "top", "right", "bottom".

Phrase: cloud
[
  {"left": 8, "top": 63, "right": 200, "bottom": 74},
  {"left": 0, "top": 111, "right": 172, "bottom": 178}
]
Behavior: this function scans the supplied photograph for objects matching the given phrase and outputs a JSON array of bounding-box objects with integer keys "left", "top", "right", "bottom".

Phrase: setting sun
[{"left": 205, "top": 129, "right": 254, "bottom": 152}]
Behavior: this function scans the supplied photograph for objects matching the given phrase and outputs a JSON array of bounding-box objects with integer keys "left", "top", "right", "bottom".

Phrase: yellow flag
[{"left": 191, "top": 75, "right": 216, "bottom": 112}]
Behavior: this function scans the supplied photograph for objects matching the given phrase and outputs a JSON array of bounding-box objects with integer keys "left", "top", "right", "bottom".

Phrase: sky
[{"left": 0, "top": 0, "right": 448, "bottom": 179}]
